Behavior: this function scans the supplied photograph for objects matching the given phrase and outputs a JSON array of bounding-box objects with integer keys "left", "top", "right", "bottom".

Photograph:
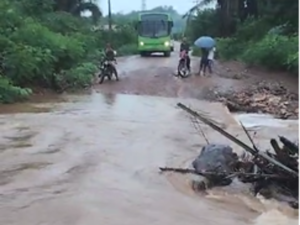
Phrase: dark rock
[{"left": 192, "top": 144, "right": 238, "bottom": 181}]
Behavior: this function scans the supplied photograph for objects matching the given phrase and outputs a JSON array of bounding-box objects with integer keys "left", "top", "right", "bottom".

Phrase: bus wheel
[{"left": 164, "top": 51, "right": 171, "bottom": 57}]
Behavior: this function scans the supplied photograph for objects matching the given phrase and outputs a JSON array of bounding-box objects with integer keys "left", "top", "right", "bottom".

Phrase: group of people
[
  {"left": 102, "top": 38, "right": 215, "bottom": 83},
  {"left": 179, "top": 37, "right": 215, "bottom": 76}
]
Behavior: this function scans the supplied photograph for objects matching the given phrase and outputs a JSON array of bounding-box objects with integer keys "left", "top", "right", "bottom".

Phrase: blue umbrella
[{"left": 194, "top": 36, "right": 216, "bottom": 49}]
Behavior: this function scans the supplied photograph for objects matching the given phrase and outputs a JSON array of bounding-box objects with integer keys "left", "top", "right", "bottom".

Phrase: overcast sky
[{"left": 97, "top": 0, "right": 214, "bottom": 15}]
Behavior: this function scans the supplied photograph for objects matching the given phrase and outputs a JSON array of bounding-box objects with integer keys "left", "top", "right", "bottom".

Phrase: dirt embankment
[
  {"left": 215, "top": 81, "right": 298, "bottom": 119},
  {"left": 209, "top": 61, "right": 298, "bottom": 119}
]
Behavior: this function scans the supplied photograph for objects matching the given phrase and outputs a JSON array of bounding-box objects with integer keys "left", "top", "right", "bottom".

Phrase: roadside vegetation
[
  {"left": 185, "top": 0, "right": 298, "bottom": 74},
  {"left": 0, "top": 0, "right": 137, "bottom": 103}
]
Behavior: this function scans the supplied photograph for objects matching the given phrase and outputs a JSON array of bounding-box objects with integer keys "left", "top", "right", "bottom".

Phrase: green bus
[{"left": 136, "top": 12, "right": 174, "bottom": 57}]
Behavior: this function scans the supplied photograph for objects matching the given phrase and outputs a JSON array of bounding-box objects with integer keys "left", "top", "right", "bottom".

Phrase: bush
[
  {"left": 0, "top": 0, "right": 137, "bottom": 103},
  {"left": 0, "top": 76, "right": 32, "bottom": 103},
  {"left": 216, "top": 28, "right": 298, "bottom": 73},
  {"left": 54, "top": 62, "right": 98, "bottom": 91},
  {"left": 241, "top": 34, "right": 298, "bottom": 71},
  {"left": 216, "top": 33, "right": 298, "bottom": 73},
  {"left": 216, "top": 37, "right": 248, "bottom": 60}
]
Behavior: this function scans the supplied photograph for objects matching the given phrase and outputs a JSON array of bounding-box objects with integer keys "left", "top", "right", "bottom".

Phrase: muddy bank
[{"left": 212, "top": 81, "right": 298, "bottom": 119}]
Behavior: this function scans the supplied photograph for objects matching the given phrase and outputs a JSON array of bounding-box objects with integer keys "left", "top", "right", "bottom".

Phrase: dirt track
[
  {"left": 96, "top": 49, "right": 246, "bottom": 99},
  {"left": 95, "top": 42, "right": 298, "bottom": 119},
  {"left": 96, "top": 42, "right": 298, "bottom": 97}
]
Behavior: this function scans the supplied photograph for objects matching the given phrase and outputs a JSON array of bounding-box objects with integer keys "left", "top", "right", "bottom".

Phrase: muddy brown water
[{"left": 0, "top": 43, "right": 298, "bottom": 225}]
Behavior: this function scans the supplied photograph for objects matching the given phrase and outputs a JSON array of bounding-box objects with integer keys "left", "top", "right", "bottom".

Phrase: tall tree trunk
[
  {"left": 219, "top": 0, "right": 239, "bottom": 36},
  {"left": 108, "top": 0, "right": 112, "bottom": 31}
]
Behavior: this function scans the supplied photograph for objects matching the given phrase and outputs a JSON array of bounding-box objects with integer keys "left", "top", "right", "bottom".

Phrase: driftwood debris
[
  {"left": 160, "top": 102, "right": 299, "bottom": 208},
  {"left": 177, "top": 102, "right": 298, "bottom": 177},
  {"left": 216, "top": 82, "right": 299, "bottom": 119}
]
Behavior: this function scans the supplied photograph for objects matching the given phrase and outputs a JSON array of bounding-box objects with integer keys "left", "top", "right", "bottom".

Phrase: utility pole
[
  {"left": 141, "top": 0, "right": 146, "bottom": 11},
  {"left": 108, "top": 0, "right": 112, "bottom": 31}
]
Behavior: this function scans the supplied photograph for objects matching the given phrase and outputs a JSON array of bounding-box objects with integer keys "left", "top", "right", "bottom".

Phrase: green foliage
[
  {"left": 0, "top": 0, "right": 137, "bottom": 103},
  {"left": 214, "top": 37, "right": 247, "bottom": 60},
  {"left": 54, "top": 62, "right": 98, "bottom": 91},
  {"left": 241, "top": 35, "right": 298, "bottom": 72},
  {"left": 186, "top": 9, "right": 220, "bottom": 42},
  {"left": 216, "top": 19, "right": 298, "bottom": 73},
  {"left": 0, "top": 76, "right": 32, "bottom": 103}
]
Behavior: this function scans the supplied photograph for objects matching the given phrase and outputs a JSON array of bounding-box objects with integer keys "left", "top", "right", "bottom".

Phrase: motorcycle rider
[
  {"left": 104, "top": 43, "right": 119, "bottom": 81},
  {"left": 179, "top": 37, "right": 191, "bottom": 71}
]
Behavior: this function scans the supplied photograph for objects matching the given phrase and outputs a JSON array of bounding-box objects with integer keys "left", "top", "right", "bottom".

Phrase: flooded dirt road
[
  {"left": 0, "top": 44, "right": 298, "bottom": 225},
  {"left": 96, "top": 42, "right": 298, "bottom": 100},
  {"left": 96, "top": 52, "right": 241, "bottom": 98}
]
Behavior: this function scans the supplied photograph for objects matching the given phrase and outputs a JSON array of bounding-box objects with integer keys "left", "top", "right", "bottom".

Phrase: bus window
[
  {"left": 139, "top": 21, "right": 155, "bottom": 37},
  {"left": 155, "top": 20, "right": 168, "bottom": 37}
]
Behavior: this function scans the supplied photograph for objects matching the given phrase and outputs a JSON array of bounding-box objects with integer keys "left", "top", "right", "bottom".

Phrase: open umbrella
[{"left": 194, "top": 36, "right": 216, "bottom": 49}]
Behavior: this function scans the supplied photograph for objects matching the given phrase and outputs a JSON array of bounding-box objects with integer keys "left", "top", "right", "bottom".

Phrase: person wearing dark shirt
[
  {"left": 105, "top": 43, "right": 116, "bottom": 61},
  {"left": 179, "top": 37, "right": 191, "bottom": 71},
  {"left": 199, "top": 48, "right": 209, "bottom": 76},
  {"left": 104, "top": 43, "right": 118, "bottom": 80}
]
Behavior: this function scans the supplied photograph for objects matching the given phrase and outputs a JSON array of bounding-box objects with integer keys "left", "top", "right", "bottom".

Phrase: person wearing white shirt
[{"left": 207, "top": 47, "right": 216, "bottom": 73}]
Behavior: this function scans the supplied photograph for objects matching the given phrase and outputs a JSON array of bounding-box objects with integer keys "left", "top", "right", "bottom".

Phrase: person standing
[
  {"left": 207, "top": 47, "right": 216, "bottom": 74},
  {"left": 199, "top": 48, "right": 209, "bottom": 76}
]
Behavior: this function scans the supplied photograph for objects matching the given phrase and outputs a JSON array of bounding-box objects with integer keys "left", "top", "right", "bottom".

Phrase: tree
[
  {"left": 183, "top": 0, "right": 233, "bottom": 37},
  {"left": 54, "top": 0, "right": 102, "bottom": 21},
  {"left": 184, "top": 0, "right": 297, "bottom": 37}
]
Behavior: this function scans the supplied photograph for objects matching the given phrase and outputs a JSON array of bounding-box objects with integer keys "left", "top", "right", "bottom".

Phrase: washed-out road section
[{"left": 0, "top": 43, "right": 298, "bottom": 225}]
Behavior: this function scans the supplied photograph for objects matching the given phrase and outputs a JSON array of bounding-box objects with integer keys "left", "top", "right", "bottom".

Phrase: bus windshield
[{"left": 139, "top": 14, "right": 170, "bottom": 38}]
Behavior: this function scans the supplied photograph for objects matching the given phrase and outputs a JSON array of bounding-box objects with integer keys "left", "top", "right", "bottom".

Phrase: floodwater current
[{"left": 0, "top": 93, "right": 298, "bottom": 225}]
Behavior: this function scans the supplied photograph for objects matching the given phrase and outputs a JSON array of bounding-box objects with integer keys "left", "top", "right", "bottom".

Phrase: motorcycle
[
  {"left": 177, "top": 50, "right": 191, "bottom": 78},
  {"left": 98, "top": 51, "right": 118, "bottom": 84},
  {"left": 98, "top": 60, "right": 118, "bottom": 84}
]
